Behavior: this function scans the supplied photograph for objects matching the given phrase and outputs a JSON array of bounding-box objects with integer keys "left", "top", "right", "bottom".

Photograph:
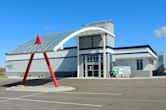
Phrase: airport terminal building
[{"left": 5, "top": 20, "right": 162, "bottom": 78}]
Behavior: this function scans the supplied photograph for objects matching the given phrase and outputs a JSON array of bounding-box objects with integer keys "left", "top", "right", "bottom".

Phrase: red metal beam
[
  {"left": 43, "top": 52, "right": 59, "bottom": 87},
  {"left": 20, "top": 34, "right": 59, "bottom": 87},
  {"left": 21, "top": 53, "right": 34, "bottom": 85}
]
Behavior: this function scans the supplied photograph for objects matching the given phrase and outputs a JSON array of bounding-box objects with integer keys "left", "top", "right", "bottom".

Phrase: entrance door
[
  {"left": 93, "top": 65, "right": 99, "bottom": 77},
  {"left": 87, "top": 64, "right": 99, "bottom": 77},
  {"left": 87, "top": 65, "right": 93, "bottom": 77},
  {"left": 82, "top": 54, "right": 102, "bottom": 78}
]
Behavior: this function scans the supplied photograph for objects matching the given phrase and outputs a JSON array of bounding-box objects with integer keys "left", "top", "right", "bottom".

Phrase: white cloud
[{"left": 154, "top": 26, "right": 166, "bottom": 38}]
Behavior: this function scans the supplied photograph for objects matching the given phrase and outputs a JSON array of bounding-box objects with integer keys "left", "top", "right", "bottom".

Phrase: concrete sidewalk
[{"left": 6, "top": 85, "right": 76, "bottom": 92}]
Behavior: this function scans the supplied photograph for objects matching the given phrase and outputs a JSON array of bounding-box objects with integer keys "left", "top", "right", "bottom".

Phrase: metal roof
[
  {"left": 7, "top": 20, "right": 115, "bottom": 55},
  {"left": 82, "top": 19, "right": 113, "bottom": 27},
  {"left": 8, "top": 30, "right": 76, "bottom": 55}
]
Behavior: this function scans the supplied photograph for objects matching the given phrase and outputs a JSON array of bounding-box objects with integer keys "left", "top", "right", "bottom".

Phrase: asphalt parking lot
[{"left": 0, "top": 78, "right": 166, "bottom": 110}]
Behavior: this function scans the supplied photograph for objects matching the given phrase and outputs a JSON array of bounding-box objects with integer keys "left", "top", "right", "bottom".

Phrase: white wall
[
  {"left": 6, "top": 48, "right": 77, "bottom": 61},
  {"left": 114, "top": 58, "right": 155, "bottom": 77},
  {"left": 6, "top": 48, "right": 77, "bottom": 76}
]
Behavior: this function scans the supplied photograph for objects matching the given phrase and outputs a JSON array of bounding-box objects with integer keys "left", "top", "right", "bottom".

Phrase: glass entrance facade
[{"left": 81, "top": 54, "right": 103, "bottom": 78}]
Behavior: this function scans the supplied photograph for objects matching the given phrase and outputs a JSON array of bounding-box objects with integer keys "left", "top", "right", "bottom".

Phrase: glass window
[
  {"left": 112, "top": 62, "right": 115, "bottom": 66},
  {"left": 101, "top": 63, "right": 103, "bottom": 70},
  {"left": 90, "top": 55, "right": 92, "bottom": 62},
  {"left": 149, "top": 59, "right": 154, "bottom": 65},
  {"left": 87, "top": 56, "right": 90, "bottom": 62},
  {"left": 83, "top": 55, "right": 85, "bottom": 63},
  {"left": 83, "top": 63, "right": 85, "bottom": 73},
  {"left": 94, "top": 65, "right": 98, "bottom": 70},
  {"left": 86, "top": 54, "right": 100, "bottom": 62},
  {"left": 95, "top": 55, "right": 97, "bottom": 62},
  {"left": 137, "top": 59, "right": 143, "bottom": 70},
  {"left": 101, "top": 54, "right": 103, "bottom": 62}
]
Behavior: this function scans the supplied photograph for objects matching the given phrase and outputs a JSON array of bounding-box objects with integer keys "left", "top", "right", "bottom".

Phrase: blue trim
[
  {"left": 63, "top": 47, "right": 77, "bottom": 50},
  {"left": 106, "top": 46, "right": 114, "bottom": 49},
  {"left": 79, "top": 47, "right": 103, "bottom": 50},
  {"left": 80, "top": 51, "right": 155, "bottom": 57},
  {"left": 80, "top": 53, "right": 103, "bottom": 55},
  {"left": 80, "top": 52, "right": 114, "bottom": 55},
  {"left": 79, "top": 45, "right": 157, "bottom": 56},
  {"left": 7, "top": 51, "right": 155, "bottom": 62},
  {"left": 113, "top": 45, "right": 157, "bottom": 56},
  {"left": 113, "top": 51, "right": 156, "bottom": 58},
  {"left": 7, "top": 56, "right": 77, "bottom": 62},
  {"left": 114, "top": 51, "right": 155, "bottom": 58},
  {"left": 79, "top": 46, "right": 114, "bottom": 50},
  {"left": 113, "top": 45, "right": 150, "bottom": 49},
  {"left": 7, "top": 45, "right": 157, "bottom": 56},
  {"left": 114, "top": 52, "right": 149, "bottom": 55}
]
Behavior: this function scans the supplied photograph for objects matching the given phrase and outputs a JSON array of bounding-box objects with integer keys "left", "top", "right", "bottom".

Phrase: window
[
  {"left": 94, "top": 65, "right": 98, "bottom": 70},
  {"left": 83, "top": 55, "right": 85, "bottom": 63},
  {"left": 86, "top": 54, "right": 99, "bottom": 62},
  {"left": 149, "top": 59, "right": 154, "bottom": 65},
  {"left": 83, "top": 63, "right": 85, "bottom": 73},
  {"left": 89, "top": 55, "right": 93, "bottom": 62},
  {"left": 87, "top": 56, "right": 90, "bottom": 62},
  {"left": 112, "top": 62, "right": 115, "bottom": 66},
  {"left": 93, "top": 55, "right": 98, "bottom": 62},
  {"left": 101, "top": 54, "right": 103, "bottom": 63},
  {"left": 137, "top": 59, "right": 143, "bottom": 70}
]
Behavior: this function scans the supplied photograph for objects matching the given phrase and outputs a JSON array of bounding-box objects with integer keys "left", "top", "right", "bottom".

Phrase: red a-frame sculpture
[{"left": 20, "top": 34, "right": 59, "bottom": 87}]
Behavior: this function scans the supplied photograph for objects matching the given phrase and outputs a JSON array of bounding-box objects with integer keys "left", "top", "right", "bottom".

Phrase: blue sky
[{"left": 0, "top": 0, "right": 166, "bottom": 67}]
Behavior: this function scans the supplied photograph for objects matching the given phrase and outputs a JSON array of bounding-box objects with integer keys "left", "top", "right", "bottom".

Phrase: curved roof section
[
  {"left": 8, "top": 30, "right": 76, "bottom": 55},
  {"left": 8, "top": 27, "right": 115, "bottom": 55},
  {"left": 82, "top": 19, "right": 113, "bottom": 27}
]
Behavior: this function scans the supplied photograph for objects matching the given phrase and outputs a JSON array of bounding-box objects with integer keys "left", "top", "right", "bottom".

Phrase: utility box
[{"left": 112, "top": 66, "right": 131, "bottom": 78}]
